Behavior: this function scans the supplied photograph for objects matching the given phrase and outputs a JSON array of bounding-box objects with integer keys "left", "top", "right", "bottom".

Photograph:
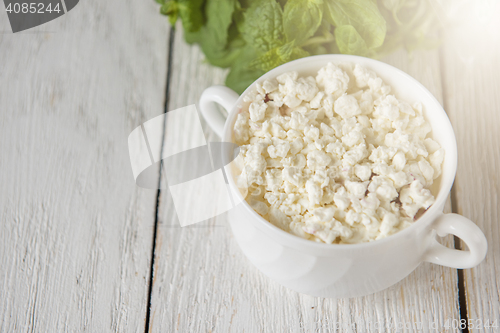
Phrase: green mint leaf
[
  {"left": 176, "top": 0, "right": 204, "bottom": 33},
  {"left": 240, "top": 0, "right": 284, "bottom": 53},
  {"left": 160, "top": 0, "right": 204, "bottom": 31},
  {"left": 283, "top": 0, "right": 324, "bottom": 46},
  {"left": 249, "top": 41, "right": 310, "bottom": 72},
  {"left": 160, "top": 1, "right": 179, "bottom": 26},
  {"left": 204, "top": 0, "right": 237, "bottom": 47},
  {"left": 226, "top": 47, "right": 265, "bottom": 94},
  {"left": 202, "top": 35, "right": 246, "bottom": 68},
  {"left": 183, "top": 0, "right": 238, "bottom": 66},
  {"left": 377, "top": 0, "right": 440, "bottom": 56},
  {"left": 334, "top": 24, "right": 370, "bottom": 56},
  {"left": 277, "top": 0, "right": 288, "bottom": 8},
  {"left": 325, "top": 0, "right": 386, "bottom": 49},
  {"left": 183, "top": 28, "right": 202, "bottom": 44},
  {"left": 248, "top": 48, "right": 284, "bottom": 72}
]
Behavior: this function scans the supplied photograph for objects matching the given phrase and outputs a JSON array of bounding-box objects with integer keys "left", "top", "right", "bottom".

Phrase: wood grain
[
  {"left": 0, "top": 1, "right": 169, "bottom": 332},
  {"left": 441, "top": 20, "right": 500, "bottom": 332},
  {"left": 149, "top": 25, "right": 460, "bottom": 332}
]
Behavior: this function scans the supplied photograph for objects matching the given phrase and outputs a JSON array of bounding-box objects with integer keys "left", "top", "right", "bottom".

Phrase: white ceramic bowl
[{"left": 199, "top": 55, "right": 487, "bottom": 298}]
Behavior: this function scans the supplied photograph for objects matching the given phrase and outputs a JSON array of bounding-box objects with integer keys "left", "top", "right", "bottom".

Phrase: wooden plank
[
  {"left": 441, "top": 18, "right": 500, "bottom": 331},
  {"left": 149, "top": 24, "right": 459, "bottom": 332},
  {"left": 0, "top": 2, "right": 170, "bottom": 332}
]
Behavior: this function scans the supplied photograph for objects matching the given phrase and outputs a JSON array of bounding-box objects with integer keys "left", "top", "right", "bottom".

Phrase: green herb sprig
[{"left": 156, "top": 0, "right": 438, "bottom": 94}]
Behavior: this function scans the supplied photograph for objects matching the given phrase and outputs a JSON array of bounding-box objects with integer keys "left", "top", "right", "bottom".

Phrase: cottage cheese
[{"left": 233, "top": 63, "right": 445, "bottom": 244}]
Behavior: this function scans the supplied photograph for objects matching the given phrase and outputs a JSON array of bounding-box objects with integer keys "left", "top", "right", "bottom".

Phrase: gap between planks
[
  {"left": 438, "top": 42, "right": 470, "bottom": 333},
  {"left": 145, "top": 27, "right": 176, "bottom": 333}
]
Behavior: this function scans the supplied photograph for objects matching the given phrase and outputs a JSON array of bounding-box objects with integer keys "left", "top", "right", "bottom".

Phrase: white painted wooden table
[{"left": 1, "top": 2, "right": 499, "bottom": 332}]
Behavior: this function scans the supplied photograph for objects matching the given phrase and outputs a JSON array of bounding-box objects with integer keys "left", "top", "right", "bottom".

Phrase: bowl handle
[
  {"left": 423, "top": 213, "right": 487, "bottom": 269},
  {"left": 199, "top": 86, "right": 239, "bottom": 138}
]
